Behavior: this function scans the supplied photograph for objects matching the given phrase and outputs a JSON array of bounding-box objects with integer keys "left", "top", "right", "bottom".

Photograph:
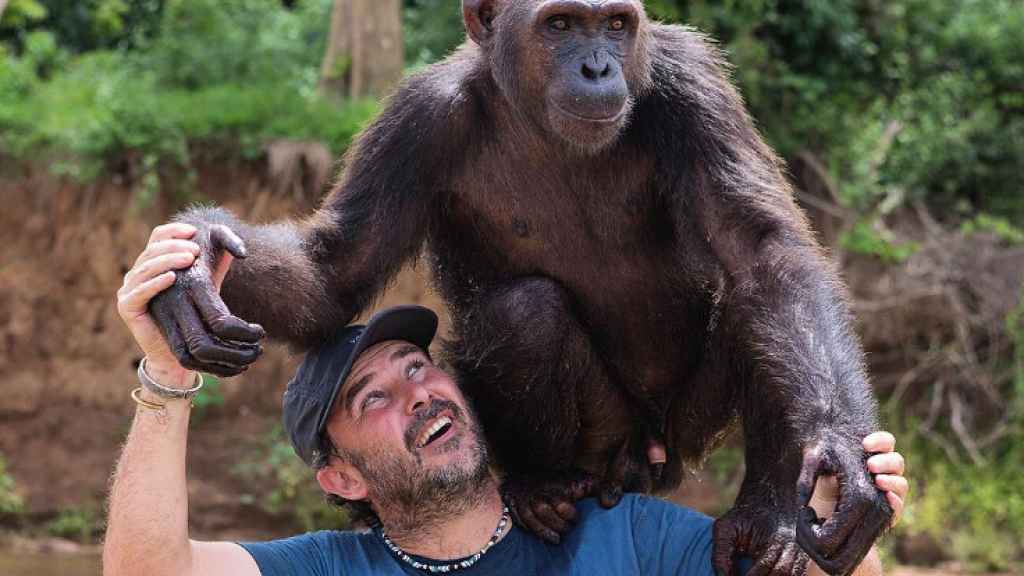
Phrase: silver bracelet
[{"left": 138, "top": 357, "right": 204, "bottom": 400}]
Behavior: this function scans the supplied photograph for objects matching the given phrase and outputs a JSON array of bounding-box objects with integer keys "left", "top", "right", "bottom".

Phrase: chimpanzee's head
[{"left": 464, "top": 0, "right": 653, "bottom": 154}]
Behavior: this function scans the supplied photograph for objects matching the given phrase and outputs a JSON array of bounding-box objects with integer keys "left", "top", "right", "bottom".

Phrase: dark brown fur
[{"left": 150, "top": 2, "right": 891, "bottom": 574}]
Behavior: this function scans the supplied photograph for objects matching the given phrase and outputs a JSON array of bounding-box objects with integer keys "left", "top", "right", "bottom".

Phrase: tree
[
  {"left": 0, "top": 1, "right": 8, "bottom": 23},
  {"left": 319, "top": 0, "right": 404, "bottom": 100}
]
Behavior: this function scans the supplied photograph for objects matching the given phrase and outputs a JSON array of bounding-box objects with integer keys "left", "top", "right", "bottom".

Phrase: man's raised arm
[{"left": 104, "top": 223, "right": 260, "bottom": 576}]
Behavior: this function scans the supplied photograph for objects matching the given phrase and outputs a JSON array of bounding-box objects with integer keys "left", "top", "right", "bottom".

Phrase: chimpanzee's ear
[{"left": 463, "top": 0, "right": 498, "bottom": 46}]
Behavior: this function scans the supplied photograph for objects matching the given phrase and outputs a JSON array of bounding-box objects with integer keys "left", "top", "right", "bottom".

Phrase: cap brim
[{"left": 314, "top": 305, "right": 439, "bottom": 436}]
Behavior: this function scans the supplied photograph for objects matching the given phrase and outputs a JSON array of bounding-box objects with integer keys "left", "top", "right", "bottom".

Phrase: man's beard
[{"left": 344, "top": 398, "right": 492, "bottom": 533}]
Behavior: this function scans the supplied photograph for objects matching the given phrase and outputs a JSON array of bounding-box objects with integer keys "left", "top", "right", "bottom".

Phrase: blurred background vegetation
[{"left": 1, "top": 0, "right": 1022, "bottom": 573}]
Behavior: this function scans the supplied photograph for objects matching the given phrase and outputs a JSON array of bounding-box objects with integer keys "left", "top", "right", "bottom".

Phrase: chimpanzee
[{"left": 149, "top": 1, "right": 892, "bottom": 573}]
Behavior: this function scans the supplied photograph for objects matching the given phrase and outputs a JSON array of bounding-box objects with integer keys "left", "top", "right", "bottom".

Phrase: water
[{"left": 0, "top": 551, "right": 100, "bottom": 576}]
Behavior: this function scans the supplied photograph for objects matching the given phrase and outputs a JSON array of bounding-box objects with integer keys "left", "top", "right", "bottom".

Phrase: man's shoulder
[
  {"left": 566, "top": 494, "right": 716, "bottom": 576},
  {"left": 239, "top": 529, "right": 395, "bottom": 576},
  {"left": 576, "top": 493, "right": 714, "bottom": 528}
]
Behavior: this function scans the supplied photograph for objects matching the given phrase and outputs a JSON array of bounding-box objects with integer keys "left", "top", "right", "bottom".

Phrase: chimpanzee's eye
[
  {"left": 548, "top": 17, "right": 570, "bottom": 31},
  {"left": 609, "top": 16, "right": 626, "bottom": 31}
]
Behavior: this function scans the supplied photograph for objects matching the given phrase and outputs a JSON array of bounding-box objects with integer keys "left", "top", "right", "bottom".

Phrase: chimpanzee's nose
[{"left": 581, "top": 51, "right": 614, "bottom": 81}]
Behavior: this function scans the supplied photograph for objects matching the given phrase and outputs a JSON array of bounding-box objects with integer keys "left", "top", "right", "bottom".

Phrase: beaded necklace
[{"left": 379, "top": 506, "right": 511, "bottom": 573}]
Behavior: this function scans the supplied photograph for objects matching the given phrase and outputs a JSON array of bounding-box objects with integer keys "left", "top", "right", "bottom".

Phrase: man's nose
[{"left": 405, "top": 382, "right": 432, "bottom": 415}]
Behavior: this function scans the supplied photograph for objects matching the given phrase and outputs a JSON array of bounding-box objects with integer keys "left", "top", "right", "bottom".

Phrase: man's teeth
[{"left": 417, "top": 416, "right": 452, "bottom": 448}]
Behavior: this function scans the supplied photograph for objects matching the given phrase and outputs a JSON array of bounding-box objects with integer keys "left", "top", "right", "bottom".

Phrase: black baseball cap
[{"left": 282, "top": 305, "right": 439, "bottom": 467}]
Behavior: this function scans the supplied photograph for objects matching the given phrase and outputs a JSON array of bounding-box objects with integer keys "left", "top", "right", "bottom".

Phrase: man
[{"left": 104, "top": 223, "right": 909, "bottom": 575}]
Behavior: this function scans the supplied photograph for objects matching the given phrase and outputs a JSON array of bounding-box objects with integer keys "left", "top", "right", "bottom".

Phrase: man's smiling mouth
[{"left": 415, "top": 414, "right": 453, "bottom": 449}]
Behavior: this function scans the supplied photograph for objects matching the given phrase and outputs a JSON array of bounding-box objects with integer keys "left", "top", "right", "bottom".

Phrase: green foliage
[
  {"left": 1, "top": 0, "right": 162, "bottom": 53},
  {"left": 839, "top": 220, "right": 919, "bottom": 264},
  {"left": 1010, "top": 289, "right": 1024, "bottom": 409},
  {"left": 45, "top": 506, "right": 103, "bottom": 543},
  {"left": 898, "top": 428, "right": 1024, "bottom": 571},
  {"left": 0, "top": 454, "right": 25, "bottom": 518},
  {"left": 0, "top": 0, "right": 48, "bottom": 28},
  {"left": 234, "top": 426, "right": 351, "bottom": 533},
  {"left": 140, "top": 0, "right": 331, "bottom": 91},
  {"left": 961, "top": 214, "right": 1024, "bottom": 245},
  {"left": 399, "top": 0, "right": 1024, "bottom": 223},
  {"left": 0, "top": 47, "right": 378, "bottom": 181},
  {"left": 188, "top": 373, "right": 226, "bottom": 423},
  {"left": 403, "top": 0, "right": 465, "bottom": 67}
]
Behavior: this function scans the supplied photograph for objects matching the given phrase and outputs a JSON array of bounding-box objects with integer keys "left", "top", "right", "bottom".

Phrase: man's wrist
[{"left": 143, "top": 359, "right": 198, "bottom": 391}]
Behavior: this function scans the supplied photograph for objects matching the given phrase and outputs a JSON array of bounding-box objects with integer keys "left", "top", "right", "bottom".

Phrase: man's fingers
[
  {"left": 124, "top": 252, "right": 196, "bottom": 291},
  {"left": 867, "top": 452, "right": 905, "bottom": 476},
  {"left": 886, "top": 492, "right": 905, "bottom": 527},
  {"left": 863, "top": 431, "right": 895, "bottom": 453},
  {"left": 149, "top": 223, "right": 197, "bottom": 244},
  {"left": 135, "top": 239, "right": 201, "bottom": 267},
  {"left": 119, "top": 271, "right": 177, "bottom": 317},
  {"left": 875, "top": 474, "right": 908, "bottom": 499}
]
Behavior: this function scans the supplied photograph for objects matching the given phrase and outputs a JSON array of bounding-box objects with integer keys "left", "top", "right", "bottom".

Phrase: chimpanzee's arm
[
  {"left": 148, "top": 67, "right": 471, "bottom": 375},
  {"left": 641, "top": 25, "right": 891, "bottom": 576}
]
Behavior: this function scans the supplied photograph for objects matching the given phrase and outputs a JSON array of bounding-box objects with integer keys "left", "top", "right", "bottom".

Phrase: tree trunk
[
  {"left": 319, "top": 0, "right": 404, "bottom": 100},
  {"left": 0, "top": 0, "right": 9, "bottom": 23}
]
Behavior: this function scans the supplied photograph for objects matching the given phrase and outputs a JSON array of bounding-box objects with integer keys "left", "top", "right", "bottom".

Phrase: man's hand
[
  {"left": 800, "top": 432, "right": 907, "bottom": 576},
  {"left": 117, "top": 223, "right": 237, "bottom": 388},
  {"left": 808, "top": 432, "right": 908, "bottom": 527}
]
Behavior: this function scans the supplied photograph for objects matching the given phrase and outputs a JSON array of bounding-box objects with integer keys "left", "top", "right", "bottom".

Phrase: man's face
[{"left": 322, "top": 340, "right": 489, "bottom": 514}]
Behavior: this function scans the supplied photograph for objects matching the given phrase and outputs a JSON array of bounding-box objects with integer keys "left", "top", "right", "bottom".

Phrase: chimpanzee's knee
[
  {"left": 446, "top": 277, "right": 587, "bottom": 471},
  {"left": 469, "top": 276, "right": 575, "bottom": 356}
]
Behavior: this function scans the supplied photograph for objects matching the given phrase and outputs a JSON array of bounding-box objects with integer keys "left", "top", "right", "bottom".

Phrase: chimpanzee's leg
[{"left": 444, "top": 276, "right": 646, "bottom": 542}]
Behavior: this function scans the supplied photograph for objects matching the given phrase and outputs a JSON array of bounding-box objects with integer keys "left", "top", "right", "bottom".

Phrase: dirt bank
[{"left": 0, "top": 159, "right": 444, "bottom": 536}]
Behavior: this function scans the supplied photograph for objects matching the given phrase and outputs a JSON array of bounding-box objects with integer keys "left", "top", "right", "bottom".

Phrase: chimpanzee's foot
[
  {"left": 501, "top": 470, "right": 598, "bottom": 544},
  {"left": 595, "top": 432, "right": 668, "bottom": 507}
]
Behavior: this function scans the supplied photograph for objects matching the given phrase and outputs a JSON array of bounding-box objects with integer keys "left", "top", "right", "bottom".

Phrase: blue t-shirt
[{"left": 240, "top": 494, "right": 749, "bottom": 575}]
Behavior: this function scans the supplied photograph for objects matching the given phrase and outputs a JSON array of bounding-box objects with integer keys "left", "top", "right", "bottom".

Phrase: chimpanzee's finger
[
  {"left": 188, "top": 275, "right": 265, "bottom": 342},
  {"left": 552, "top": 499, "right": 578, "bottom": 524},
  {"left": 210, "top": 224, "right": 248, "bottom": 259},
  {"left": 711, "top": 518, "right": 738, "bottom": 576},
  {"left": 745, "top": 542, "right": 783, "bottom": 576},
  {"left": 176, "top": 299, "right": 262, "bottom": 368},
  {"left": 516, "top": 503, "right": 560, "bottom": 544},
  {"left": 532, "top": 500, "right": 569, "bottom": 534}
]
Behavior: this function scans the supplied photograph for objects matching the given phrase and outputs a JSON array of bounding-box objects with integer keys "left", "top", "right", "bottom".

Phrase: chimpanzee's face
[{"left": 497, "top": 0, "right": 647, "bottom": 153}]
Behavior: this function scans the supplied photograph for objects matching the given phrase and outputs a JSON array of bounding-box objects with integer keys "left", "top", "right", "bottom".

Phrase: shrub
[
  {"left": 0, "top": 454, "right": 24, "bottom": 518},
  {"left": 45, "top": 506, "right": 103, "bottom": 543},
  {"left": 234, "top": 425, "right": 351, "bottom": 533}
]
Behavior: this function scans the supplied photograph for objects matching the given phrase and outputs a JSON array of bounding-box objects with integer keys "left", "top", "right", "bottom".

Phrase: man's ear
[
  {"left": 316, "top": 463, "right": 368, "bottom": 502},
  {"left": 463, "top": 0, "right": 498, "bottom": 46}
]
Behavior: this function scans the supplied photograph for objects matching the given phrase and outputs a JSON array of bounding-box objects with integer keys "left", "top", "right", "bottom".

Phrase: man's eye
[
  {"left": 548, "top": 17, "right": 570, "bottom": 31},
  {"left": 406, "top": 360, "right": 425, "bottom": 379},
  {"left": 361, "top": 391, "right": 386, "bottom": 410}
]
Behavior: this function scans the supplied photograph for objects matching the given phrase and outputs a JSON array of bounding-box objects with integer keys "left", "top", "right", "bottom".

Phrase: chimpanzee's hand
[
  {"left": 502, "top": 471, "right": 598, "bottom": 544},
  {"left": 713, "top": 436, "right": 894, "bottom": 576},
  {"left": 147, "top": 222, "right": 265, "bottom": 377}
]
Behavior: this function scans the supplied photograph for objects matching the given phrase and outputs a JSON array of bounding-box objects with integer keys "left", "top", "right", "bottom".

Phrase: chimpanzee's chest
[
  {"left": 437, "top": 146, "right": 714, "bottom": 400},
  {"left": 444, "top": 148, "right": 672, "bottom": 284}
]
